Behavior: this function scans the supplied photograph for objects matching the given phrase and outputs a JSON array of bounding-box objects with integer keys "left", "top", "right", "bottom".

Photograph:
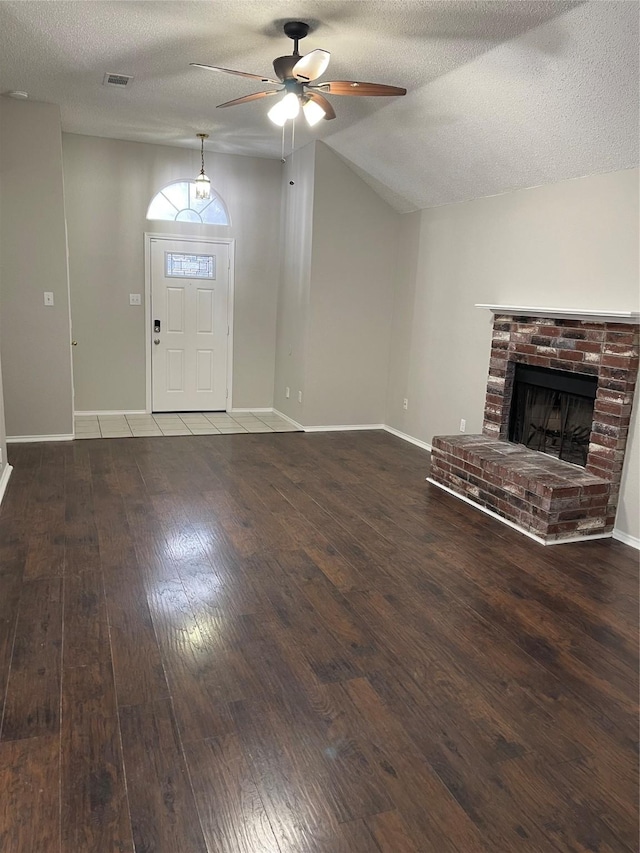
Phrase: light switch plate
[
  {"left": 129, "top": 293, "right": 142, "bottom": 306},
  {"left": 44, "top": 291, "right": 54, "bottom": 306}
]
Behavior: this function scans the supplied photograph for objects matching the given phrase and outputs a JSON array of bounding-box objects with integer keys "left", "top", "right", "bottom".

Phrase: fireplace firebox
[{"left": 508, "top": 364, "right": 597, "bottom": 467}]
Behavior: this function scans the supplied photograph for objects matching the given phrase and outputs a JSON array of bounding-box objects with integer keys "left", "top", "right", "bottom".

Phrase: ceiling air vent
[{"left": 103, "top": 72, "right": 133, "bottom": 88}]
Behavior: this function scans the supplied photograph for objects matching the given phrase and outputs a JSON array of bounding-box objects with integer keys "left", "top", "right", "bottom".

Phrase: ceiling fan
[{"left": 190, "top": 21, "right": 407, "bottom": 127}]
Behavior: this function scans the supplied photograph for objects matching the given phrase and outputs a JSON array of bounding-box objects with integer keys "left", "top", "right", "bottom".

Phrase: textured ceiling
[{"left": 0, "top": 1, "right": 637, "bottom": 212}]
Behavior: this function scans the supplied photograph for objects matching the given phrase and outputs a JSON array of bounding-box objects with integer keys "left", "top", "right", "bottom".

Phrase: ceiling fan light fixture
[
  {"left": 292, "top": 49, "right": 331, "bottom": 82},
  {"left": 194, "top": 20, "right": 407, "bottom": 129},
  {"left": 302, "top": 97, "right": 326, "bottom": 127},
  {"left": 194, "top": 133, "right": 211, "bottom": 200},
  {"left": 267, "top": 92, "right": 300, "bottom": 126}
]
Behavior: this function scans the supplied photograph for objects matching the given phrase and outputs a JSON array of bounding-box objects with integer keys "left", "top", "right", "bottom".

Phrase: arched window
[{"left": 146, "top": 180, "right": 230, "bottom": 225}]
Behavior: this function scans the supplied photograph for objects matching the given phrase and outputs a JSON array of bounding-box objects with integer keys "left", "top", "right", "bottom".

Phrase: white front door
[{"left": 150, "top": 238, "right": 229, "bottom": 412}]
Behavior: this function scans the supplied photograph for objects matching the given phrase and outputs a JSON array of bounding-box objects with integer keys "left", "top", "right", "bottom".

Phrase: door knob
[
  {"left": 71, "top": 340, "right": 78, "bottom": 346},
  {"left": 154, "top": 339, "right": 160, "bottom": 345}
]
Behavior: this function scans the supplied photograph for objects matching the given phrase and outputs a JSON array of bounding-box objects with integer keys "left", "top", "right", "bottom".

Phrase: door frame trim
[{"left": 144, "top": 233, "right": 236, "bottom": 413}]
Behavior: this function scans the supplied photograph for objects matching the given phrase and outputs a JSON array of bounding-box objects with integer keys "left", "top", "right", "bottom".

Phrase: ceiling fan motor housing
[
  {"left": 273, "top": 55, "right": 301, "bottom": 81},
  {"left": 274, "top": 20, "right": 312, "bottom": 80}
]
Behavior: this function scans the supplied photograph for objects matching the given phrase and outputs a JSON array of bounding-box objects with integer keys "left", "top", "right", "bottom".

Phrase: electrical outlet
[
  {"left": 298, "top": 390, "right": 303, "bottom": 403},
  {"left": 460, "top": 418, "right": 466, "bottom": 433},
  {"left": 285, "top": 386, "right": 290, "bottom": 399},
  {"left": 403, "top": 398, "right": 408, "bottom": 411},
  {"left": 129, "top": 293, "right": 142, "bottom": 306},
  {"left": 44, "top": 291, "right": 54, "bottom": 306}
]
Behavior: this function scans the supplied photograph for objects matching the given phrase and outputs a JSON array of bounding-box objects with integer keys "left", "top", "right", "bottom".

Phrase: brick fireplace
[{"left": 429, "top": 309, "right": 639, "bottom": 544}]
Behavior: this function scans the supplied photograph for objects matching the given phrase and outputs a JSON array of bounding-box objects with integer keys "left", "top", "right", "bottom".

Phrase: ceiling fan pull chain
[
  {"left": 281, "top": 123, "right": 285, "bottom": 163},
  {"left": 291, "top": 113, "right": 295, "bottom": 159}
]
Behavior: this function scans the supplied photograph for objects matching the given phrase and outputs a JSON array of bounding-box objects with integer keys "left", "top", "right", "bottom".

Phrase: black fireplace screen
[{"left": 508, "top": 364, "right": 597, "bottom": 467}]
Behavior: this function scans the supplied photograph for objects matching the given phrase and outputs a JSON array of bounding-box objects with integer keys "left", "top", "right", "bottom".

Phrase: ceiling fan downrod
[{"left": 283, "top": 20, "right": 309, "bottom": 56}]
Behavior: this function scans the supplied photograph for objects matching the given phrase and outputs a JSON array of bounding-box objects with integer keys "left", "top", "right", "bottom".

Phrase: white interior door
[{"left": 151, "top": 238, "right": 229, "bottom": 412}]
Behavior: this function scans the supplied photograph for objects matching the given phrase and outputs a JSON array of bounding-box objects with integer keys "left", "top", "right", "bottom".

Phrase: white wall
[
  {"left": 0, "top": 99, "right": 73, "bottom": 438},
  {"left": 62, "top": 134, "right": 281, "bottom": 412},
  {"left": 387, "top": 168, "right": 640, "bottom": 541}
]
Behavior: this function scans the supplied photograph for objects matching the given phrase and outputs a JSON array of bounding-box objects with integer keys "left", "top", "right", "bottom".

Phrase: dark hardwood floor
[{"left": 0, "top": 431, "right": 638, "bottom": 852}]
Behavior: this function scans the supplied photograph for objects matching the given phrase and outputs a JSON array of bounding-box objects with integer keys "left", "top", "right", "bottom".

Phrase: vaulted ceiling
[{"left": 0, "top": 1, "right": 638, "bottom": 212}]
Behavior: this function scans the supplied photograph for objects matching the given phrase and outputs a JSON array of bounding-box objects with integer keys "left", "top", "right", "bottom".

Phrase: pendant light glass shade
[
  {"left": 268, "top": 92, "right": 301, "bottom": 126},
  {"left": 195, "top": 133, "right": 211, "bottom": 200},
  {"left": 303, "top": 98, "right": 326, "bottom": 127},
  {"left": 194, "top": 171, "right": 211, "bottom": 200}
]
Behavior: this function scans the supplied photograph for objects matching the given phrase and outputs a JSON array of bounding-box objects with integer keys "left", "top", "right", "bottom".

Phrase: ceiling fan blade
[
  {"left": 292, "top": 49, "right": 331, "bottom": 82},
  {"left": 306, "top": 92, "right": 336, "bottom": 121},
  {"left": 216, "top": 90, "right": 281, "bottom": 109},
  {"left": 311, "top": 81, "right": 407, "bottom": 97},
  {"left": 190, "top": 63, "right": 280, "bottom": 86}
]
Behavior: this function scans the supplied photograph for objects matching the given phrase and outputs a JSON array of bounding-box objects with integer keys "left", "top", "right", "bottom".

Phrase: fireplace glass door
[{"left": 509, "top": 364, "right": 597, "bottom": 467}]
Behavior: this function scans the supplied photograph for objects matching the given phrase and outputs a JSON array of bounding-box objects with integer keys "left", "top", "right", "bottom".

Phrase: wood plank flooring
[{"left": 0, "top": 431, "right": 638, "bottom": 852}]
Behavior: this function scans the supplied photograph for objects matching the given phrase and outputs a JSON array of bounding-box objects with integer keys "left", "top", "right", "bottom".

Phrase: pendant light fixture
[{"left": 194, "top": 133, "right": 211, "bottom": 200}]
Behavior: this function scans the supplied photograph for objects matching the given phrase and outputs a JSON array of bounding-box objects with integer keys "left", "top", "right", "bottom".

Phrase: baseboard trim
[
  {"left": 272, "top": 409, "right": 305, "bottom": 430},
  {"left": 304, "top": 423, "right": 385, "bottom": 433},
  {"left": 0, "top": 464, "right": 13, "bottom": 505},
  {"left": 612, "top": 528, "right": 640, "bottom": 550},
  {"left": 426, "top": 477, "right": 614, "bottom": 547},
  {"left": 74, "top": 410, "right": 148, "bottom": 416},
  {"left": 229, "top": 407, "right": 273, "bottom": 414},
  {"left": 384, "top": 426, "right": 432, "bottom": 452},
  {"left": 7, "top": 434, "right": 75, "bottom": 444}
]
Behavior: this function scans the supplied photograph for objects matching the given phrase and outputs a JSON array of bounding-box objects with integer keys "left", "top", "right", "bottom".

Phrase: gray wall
[
  {"left": 0, "top": 139, "right": 6, "bottom": 474},
  {"left": 273, "top": 141, "right": 316, "bottom": 422},
  {"left": 0, "top": 337, "right": 7, "bottom": 481},
  {"left": 62, "top": 134, "right": 281, "bottom": 411},
  {"left": 386, "top": 168, "right": 640, "bottom": 541},
  {"left": 304, "top": 142, "right": 398, "bottom": 426},
  {"left": 274, "top": 141, "right": 399, "bottom": 427},
  {"left": 0, "top": 98, "right": 73, "bottom": 437}
]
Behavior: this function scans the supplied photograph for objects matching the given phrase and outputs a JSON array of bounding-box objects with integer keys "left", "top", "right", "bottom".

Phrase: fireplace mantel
[{"left": 476, "top": 304, "right": 640, "bottom": 324}]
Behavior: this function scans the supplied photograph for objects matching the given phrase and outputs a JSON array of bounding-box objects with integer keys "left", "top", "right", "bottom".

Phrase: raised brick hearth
[
  {"left": 429, "top": 313, "right": 639, "bottom": 543},
  {"left": 430, "top": 435, "right": 611, "bottom": 542}
]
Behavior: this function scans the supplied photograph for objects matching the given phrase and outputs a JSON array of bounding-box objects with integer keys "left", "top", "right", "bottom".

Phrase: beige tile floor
[{"left": 74, "top": 411, "right": 300, "bottom": 439}]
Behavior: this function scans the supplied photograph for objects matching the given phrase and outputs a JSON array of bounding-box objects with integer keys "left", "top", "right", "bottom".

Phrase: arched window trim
[{"left": 146, "top": 179, "right": 231, "bottom": 226}]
